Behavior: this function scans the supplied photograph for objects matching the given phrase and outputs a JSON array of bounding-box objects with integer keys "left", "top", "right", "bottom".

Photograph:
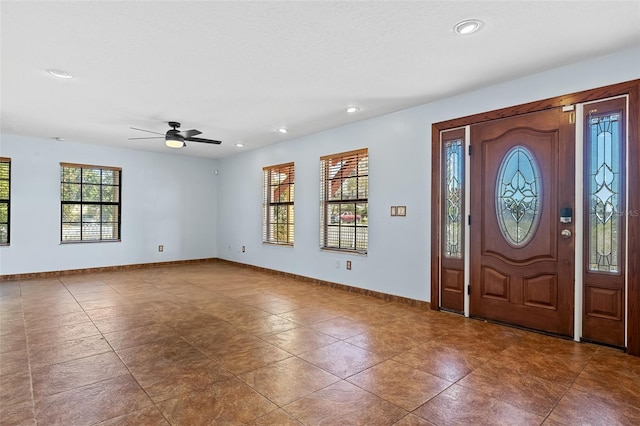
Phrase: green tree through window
[
  {"left": 60, "top": 163, "right": 121, "bottom": 242},
  {"left": 0, "top": 158, "right": 10, "bottom": 245}
]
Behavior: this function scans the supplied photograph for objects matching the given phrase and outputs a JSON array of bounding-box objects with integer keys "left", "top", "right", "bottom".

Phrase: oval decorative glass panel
[{"left": 495, "top": 146, "right": 542, "bottom": 247}]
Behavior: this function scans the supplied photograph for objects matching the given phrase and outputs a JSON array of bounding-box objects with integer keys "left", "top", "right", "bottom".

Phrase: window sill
[
  {"left": 60, "top": 239, "right": 121, "bottom": 244},
  {"left": 321, "top": 247, "right": 367, "bottom": 256}
]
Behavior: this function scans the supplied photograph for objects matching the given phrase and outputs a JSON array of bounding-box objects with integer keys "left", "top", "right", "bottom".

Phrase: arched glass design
[{"left": 495, "top": 146, "right": 542, "bottom": 247}]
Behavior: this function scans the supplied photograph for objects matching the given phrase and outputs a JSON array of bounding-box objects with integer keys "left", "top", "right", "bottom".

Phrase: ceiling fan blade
[
  {"left": 130, "top": 127, "right": 165, "bottom": 135},
  {"left": 128, "top": 136, "right": 164, "bottom": 140},
  {"left": 185, "top": 137, "right": 222, "bottom": 145},
  {"left": 182, "top": 129, "right": 202, "bottom": 138}
]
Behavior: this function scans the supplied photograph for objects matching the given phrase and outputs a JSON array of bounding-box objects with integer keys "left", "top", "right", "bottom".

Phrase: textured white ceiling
[{"left": 2, "top": 1, "right": 639, "bottom": 158}]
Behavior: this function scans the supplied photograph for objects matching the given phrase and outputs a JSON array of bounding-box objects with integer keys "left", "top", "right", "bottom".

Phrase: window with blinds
[
  {"left": 0, "top": 158, "right": 10, "bottom": 245},
  {"left": 263, "top": 162, "right": 294, "bottom": 245},
  {"left": 60, "top": 163, "right": 121, "bottom": 242},
  {"left": 320, "top": 148, "right": 368, "bottom": 253}
]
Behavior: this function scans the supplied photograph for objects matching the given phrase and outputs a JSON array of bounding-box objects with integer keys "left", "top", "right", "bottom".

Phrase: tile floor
[{"left": 1, "top": 262, "right": 639, "bottom": 425}]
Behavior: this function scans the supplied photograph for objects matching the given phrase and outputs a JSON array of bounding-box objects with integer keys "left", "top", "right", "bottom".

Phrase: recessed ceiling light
[
  {"left": 277, "top": 128, "right": 288, "bottom": 134},
  {"left": 235, "top": 143, "right": 244, "bottom": 147},
  {"left": 346, "top": 106, "right": 360, "bottom": 113},
  {"left": 454, "top": 19, "right": 482, "bottom": 35},
  {"left": 47, "top": 69, "right": 73, "bottom": 79},
  {"left": 53, "top": 137, "right": 65, "bottom": 141}
]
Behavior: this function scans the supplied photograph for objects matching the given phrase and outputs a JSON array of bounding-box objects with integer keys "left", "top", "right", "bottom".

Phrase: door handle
[{"left": 561, "top": 229, "right": 572, "bottom": 238}]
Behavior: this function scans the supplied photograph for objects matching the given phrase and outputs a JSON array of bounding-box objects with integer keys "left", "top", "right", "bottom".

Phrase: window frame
[
  {"left": 60, "top": 162, "right": 122, "bottom": 243},
  {"left": 262, "top": 162, "right": 295, "bottom": 246},
  {"left": 0, "top": 157, "right": 10, "bottom": 246},
  {"left": 320, "top": 148, "right": 369, "bottom": 254}
]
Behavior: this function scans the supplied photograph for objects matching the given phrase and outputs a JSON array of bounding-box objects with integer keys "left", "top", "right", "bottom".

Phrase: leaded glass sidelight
[
  {"left": 588, "top": 113, "right": 621, "bottom": 272},
  {"left": 495, "top": 146, "right": 542, "bottom": 247},
  {"left": 444, "top": 139, "right": 463, "bottom": 258}
]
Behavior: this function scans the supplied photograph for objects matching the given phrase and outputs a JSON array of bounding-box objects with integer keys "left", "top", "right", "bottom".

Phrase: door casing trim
[{"left": 431, "top": 80, "right": 640, "bottom": 355}]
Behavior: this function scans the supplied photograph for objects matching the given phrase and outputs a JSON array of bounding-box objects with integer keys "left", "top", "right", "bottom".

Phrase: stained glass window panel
[
  {"left": 444, "top": 139, "right": 463, "bottom": 258},
  {"left": 588, "top": 113, "right": 621, "bottom": 272},
  {"left": 495, "top": 146, "right": 542, "bottom": 247}
]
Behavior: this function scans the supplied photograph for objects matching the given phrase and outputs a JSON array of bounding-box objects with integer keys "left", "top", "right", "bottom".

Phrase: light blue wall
[
  {"left": 216, "top": 46, "right": 640, "bottom": 301},
  {"left": 0, "top": 136, "right": 219, "bottom": 275},
  {"left": 2, "top": 47, "right": 638, "bottom": 296}
]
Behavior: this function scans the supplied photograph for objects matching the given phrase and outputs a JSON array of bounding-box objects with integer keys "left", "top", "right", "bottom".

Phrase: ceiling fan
[{"left": 129, "top": 121, "right": 222, "bottom": 148}]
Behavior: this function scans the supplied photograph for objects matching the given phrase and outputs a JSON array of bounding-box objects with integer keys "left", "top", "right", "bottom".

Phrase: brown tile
[
  {"left": 24, "top": 310, "right": 90, "bottom": 332},
  {"left": 298, "top": 341, "right": 385, "bottom": 378},
  {"left": 456, "top": 359, "right": 568, "bottom": 417},
  {"left": 393, "top": 343, "right": 485, "bottom": 382},
  {"left": 0, "top": 332, "right": 27, "bottom": 353},
  {"left": 0, "top": 283, "right": 22, "bottom": 297},
  {"left": 25, "top": 321, "right": 100, "bottom": 345},
  {"left": 0, "top": 371, "right": 33, "bottom": 410},
  {"left": 22, "top": 300, "right": 82, "bottom": 317},
  {"left": 252, "top": 299, "right": 301, "bottom": 315},
  {"left": 129, "top": 357, "right": 233, "bottom": 402},
  {"left": 28, "top": 334, "right": 112, "bottom": 368},
  {"left": 69, "top": 289, "right": 121, "bottom": 301},
  {"left": 348, "top": 359, "right": 452, "bottom": 411},
  {"left": 157, "top": 377, "right": 277, "bottom": 424},
  {"left": 190, "top": 329, "right": 271, "bottom": 359},
  {"left": 238, "top": 357, "right": 340, "bottom": 406},
  {"left": 344, "top": 327, "right": 420, "bottom": 357},
  {"left": 0, "top": 317, "right": 25, "bottom": 337},
  {"left": 279, "top": 306, "right": 341, "bottom": 326},
  {"left": 0, "top": 301, "right": 22, "bottom": 319},
  {"left": 247, "top": 408, "right": 303, "bottom": 425},
  {"left": 572, "top": 367, "right": 640, "bottom": 408},
  {"left": 344, "top": 304, "right": 405, "bottom": 327},
  {"left": 116, "top": 336, "right": 203, "bottom": 369},
  {"left": 547, "top": 387, "right": 640, "bottom": 425},
  {"left": 501, "top": 332, "right": 599, "bottom": 363},
  {"left": 92, "top": 313, "right": 157, "bottom": 334},
  {"left": 393, "top": 413, "right": 437, "bottom": 426},
  {"left": 35, "top": 374, "right": 153, "bottom": 425},
  {"left": 4, "top": 263, "right": 639, "bottom": 425},
  {"left": 94, "top": 406, "right": 170, "bottom": 425},
  {"left": 217, "top": 343, "right": 293, "bottom": 375},
  {"left": 414, "top": 384, "right": 544, "bottom": 425},
  {"left": 263, "top": 327, "right": 338, "bottom": 355},
  {"left": 32, "top": 351, "right": 128, "bottom": 397},
  {"left": 484, "top": 351, "right": 585, "bottom": 387},
  {"left": 310, "top": 316, "right": 369, "bottom": 340},
  {"left": 83, "top": 305, "right": 145, "bottom": 321},
  {"left": 283, "top": 380, "right": 408, "bottom": 425},
  {"left": 78, "top": 296, "right": 132, "bottom": 311},
  {"left": 238, "top": 314, "right": 300, "bottom": 336},
  {"left": 0, "top": 349, "right": 30, "bottom": 376},
  {"left": 0, "top": 400, "right": 37, "bottom": 426},
  {"left": 103, "top": 323, "right": 178, "bottom": 350},
  {"left": 425, "top": 331, "right": 513, "bottom": 361}
]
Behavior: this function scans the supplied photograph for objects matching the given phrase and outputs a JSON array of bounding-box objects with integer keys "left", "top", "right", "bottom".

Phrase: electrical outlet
[
  {"left": 158, "top": 245, "right": 164, "bottom": 252},
  {"left": 346, "top": 260, "right": 352, "bottom": 270},
  {"left": 242, "top": 245, "right": 245, "bottom": 253}
]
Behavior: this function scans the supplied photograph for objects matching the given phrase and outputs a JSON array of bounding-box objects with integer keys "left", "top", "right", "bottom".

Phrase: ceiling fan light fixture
[
  {"left": 454, "top": 19, "right": 482, "bottom": 35},
  {"left": 165, "top": 138, "right": 185, "bottom": 148},
  {"left": 47, "top": 69, "right": 73, "bottom": 79}
]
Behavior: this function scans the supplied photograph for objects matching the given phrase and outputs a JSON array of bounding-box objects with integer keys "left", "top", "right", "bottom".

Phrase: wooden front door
[{"left": 470, "top": 107, "right": 575, "bottom": 337}]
